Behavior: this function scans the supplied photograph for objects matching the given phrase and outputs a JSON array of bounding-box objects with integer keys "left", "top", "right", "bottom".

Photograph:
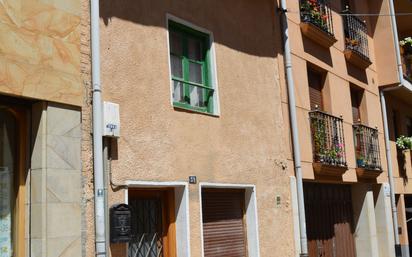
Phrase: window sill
[
  {"left": 300, "top": 22, "right": 337, "bottom": 48},
  {"left": 344, "top": 49, "right": 372, "bottom": 69},
  {"left": 173, "top": 103, "right": 219, "bottom": 117},
  {"left": 355, "top": 167, "right": 383, "bottom": 180},
  {"left": 312, "top": 162, "right": 348, "bottom": 176}
]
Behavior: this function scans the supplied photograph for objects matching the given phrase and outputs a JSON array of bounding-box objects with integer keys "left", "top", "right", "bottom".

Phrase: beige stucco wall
[
  {"left": 81, "top": 0, "right": 295, "bottom": 257},
  {"left": 0, "top": 0, "right": 82, "bottom": 106},
  {"left": 280, "top": 0, "right": 389, "bottom": 184}
]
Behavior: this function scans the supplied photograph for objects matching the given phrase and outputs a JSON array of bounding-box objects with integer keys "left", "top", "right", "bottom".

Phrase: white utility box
[{"left": 103, "top": 101, "right": 120, "bottom": 138}]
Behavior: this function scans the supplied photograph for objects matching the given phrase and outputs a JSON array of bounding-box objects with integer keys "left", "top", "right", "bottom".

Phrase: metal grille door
[
  {"left": 305, "top": 183, "right": 356, "bottom": 257},
  {"left": 128, "top": 198, "right": 164, "bottom": 257}
]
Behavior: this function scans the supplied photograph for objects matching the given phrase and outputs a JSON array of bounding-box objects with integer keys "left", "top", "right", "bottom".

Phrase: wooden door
[
  {"left": 202, "top": 189, "right": 247, "bottom": 257},
  {"left": 305, "top": 183, "right": 356, "bottom": 257}
]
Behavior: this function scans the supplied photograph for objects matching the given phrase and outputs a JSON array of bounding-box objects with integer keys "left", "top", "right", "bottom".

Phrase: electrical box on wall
[{"left": 103, "top": 101, "right": 120, "bottom": 138}]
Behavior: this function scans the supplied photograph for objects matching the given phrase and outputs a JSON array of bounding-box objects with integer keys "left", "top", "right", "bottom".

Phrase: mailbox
[{"left": 110, "top": 204, "right": 132, "bottom": 243}]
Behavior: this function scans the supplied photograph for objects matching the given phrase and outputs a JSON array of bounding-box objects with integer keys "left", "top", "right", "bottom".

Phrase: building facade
[
  {"left": 278, "top": 0, "right": 411, "bottom": 256},
  {"left": 0, "top": 0, "right": 83, "bottom": 257},
  {"left": 81, "top": 0, "right": 295, "bottom": 257},
  {"left": 385, "top": 0, "right": 412, "bottom": 256}
]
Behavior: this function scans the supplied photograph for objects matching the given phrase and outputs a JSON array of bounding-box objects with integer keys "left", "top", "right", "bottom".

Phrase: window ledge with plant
[
  {"left": 400, "top": 37, "right": 412, "bottom": 82},
  {"left": 299, "top": 0, "right": 337, "bottom": 48},
  {"left": 310, "top": 110, "right": 348, "bottom": 176},
  {"left": 396, "top": 135, "right": 412, "bottom": 151}
]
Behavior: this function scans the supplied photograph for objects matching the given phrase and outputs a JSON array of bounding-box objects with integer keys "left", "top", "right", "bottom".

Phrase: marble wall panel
[
  {"left": 0, "top": 0, "right": 81, "bottom": 106},
  {"left": 30, "top": 102, "right": 82, "bottom": 257}
]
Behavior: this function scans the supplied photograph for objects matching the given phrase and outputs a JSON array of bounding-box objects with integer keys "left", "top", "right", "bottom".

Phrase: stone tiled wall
[
  {"left": 30, "top": 102, "right": 82, "bottom": 257},
  {"left": 0, "top": 0, "right": 82, "bottom": 106}
]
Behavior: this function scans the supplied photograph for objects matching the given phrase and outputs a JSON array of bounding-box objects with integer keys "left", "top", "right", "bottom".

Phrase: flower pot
[{"left": 356, "top": 159, "right": 365, "bottom": 168}]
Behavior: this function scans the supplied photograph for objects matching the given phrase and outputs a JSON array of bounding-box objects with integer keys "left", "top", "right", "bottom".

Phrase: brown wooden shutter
[
  {"left": 308, "top": 69, "right": 324, "bottom": 110},
  {"left": 202, "top": 189, "right": 247, "bottom": 257},
  {"left": 350, "top": 88, "right": 361, "bottom": 123},
  {"left": 305, "top": 183, "right": 356, "bottom": 257}
]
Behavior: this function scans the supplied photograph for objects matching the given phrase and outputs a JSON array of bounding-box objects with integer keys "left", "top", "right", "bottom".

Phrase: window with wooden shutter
[
  {"left": 202, "top": 189, "right": 247, "bottom": 257},
  {"left": 308, "top": 68, "right": 324, "bottom": 110},
  {"left": 350, "top": 87, "right": 362, "bottom": 123}
]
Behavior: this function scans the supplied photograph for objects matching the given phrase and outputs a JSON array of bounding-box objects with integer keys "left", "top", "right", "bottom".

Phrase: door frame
[{"left": 125, "top": 181, "right": 190, "bottom": 257}]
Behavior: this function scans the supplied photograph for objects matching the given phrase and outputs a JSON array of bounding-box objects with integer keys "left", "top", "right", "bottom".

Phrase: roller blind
[
  {"left": 308, "top": 69, "right": 324, "bottom": 110},
  {"left": 202, "top": 189, "right": 247, "bottom": 257}
]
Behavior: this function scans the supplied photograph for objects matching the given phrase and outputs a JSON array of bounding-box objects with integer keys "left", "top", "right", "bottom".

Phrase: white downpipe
[
  {"left": 279, "top": 1, "right": 308, "bottom": 256},
  {"left": 383, "top": 1, "right": 405, "bottom": 256},
  {"left": 380, "top": 90, "right": 401, "bottom": 257},
  {"left": 388, "top": 0, "right": 403, "bottom": 84},
  {"left": 91, "top": 0, "right": 107, "bottom": 256}
]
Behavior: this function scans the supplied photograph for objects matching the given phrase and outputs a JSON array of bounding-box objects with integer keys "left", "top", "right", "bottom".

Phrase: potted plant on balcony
[
  {"left": 396, "top": 135, "right": 412, "bottom": 150},
  {"left": 400, "top": 37, "right": 412, "bottom": 55},
  {"left": 356, "top": 154, "right": 366, "bottom": 168},
  {"left": 345, "top": 37, "right": 359, "bottom": 49},
  {"left": 400, "top": 37, "right": 412, "bottom": 79},
  {"left": 312, "top": 118, "right": 327, "bottom": 162},
  {"left": 300, "top": 0, "right": 329, "bottom": 31},
  {"left": 324, "top": 142, "right": 345, "bottom": 166}
]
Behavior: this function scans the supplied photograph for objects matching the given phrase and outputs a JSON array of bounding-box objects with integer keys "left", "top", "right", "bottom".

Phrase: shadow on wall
[
  {"left": 302, "top": 37, "right": 333, "bottom": 66},
  {"left": 99, "top": 0, "right": 280, "bottom": 58}
]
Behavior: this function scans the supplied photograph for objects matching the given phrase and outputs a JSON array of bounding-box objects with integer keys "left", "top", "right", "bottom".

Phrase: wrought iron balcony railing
[
  {"left": 342, "top": 9, "right": 370, "bottom": 60},
  {"left": 310, "top": 110, "right": 347, "bottom": 167},
  {"left": 300, "top": 0, "right": 334, "bottom": 36},
  {"left": 353, "top": 124, "right": 382, "bottom": 170}
]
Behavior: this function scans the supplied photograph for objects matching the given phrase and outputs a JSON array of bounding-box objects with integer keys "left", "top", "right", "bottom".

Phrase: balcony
[
  {"left": 400, "top": 42, "right": 412, "bottom": 82},
  {"left": 342, "top": 9, "right": 372, "bottom": 69},
  {"left": 300, "top": 0, "right": 337, "bottom": 48},
  {"left": 353, "top": 124, "right": 382, "bottom": 179},
  {"left": 310, "top": 110, "right": 347, "bottom": 176}
]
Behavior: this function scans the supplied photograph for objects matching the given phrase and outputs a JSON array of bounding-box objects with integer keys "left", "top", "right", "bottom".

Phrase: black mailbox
[{"left": 110, "top": 204, "right": 132, "bottom": 243}]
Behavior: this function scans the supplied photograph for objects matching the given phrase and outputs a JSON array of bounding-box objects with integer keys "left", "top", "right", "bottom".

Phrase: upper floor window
[
  {"left": 308, "top": 68, "right": 324, "bottom": 111},
  {"left": 168, "top": 20, "right": 216, "bottom": 114},
  {"left": 350, "top": 87, "right": 363, "bottom": 123}
]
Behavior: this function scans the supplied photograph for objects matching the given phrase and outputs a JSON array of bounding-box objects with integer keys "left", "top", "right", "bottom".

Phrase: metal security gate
[
  {"left": 128, "top": 198, "right": 163, "bottom": 257},
  {"left": 127, "top": 190, "right": 175, "bottom": 257},
  {"left": 304, "top": 183, "right": 356, "bottom": 257}
]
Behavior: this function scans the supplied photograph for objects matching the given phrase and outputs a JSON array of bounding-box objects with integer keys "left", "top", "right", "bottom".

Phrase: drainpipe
[
  {"left": 380, "top": 1, "right": 404, "bottom": 256},
  {"left": 279, "top": 1, "right": 308, "bottom": 256},
  {"left": 380, "top": 90, "right": 401, "bottom": 257},
  {"left": 91, "top": 0, "right": 107, "bottom": 256}
]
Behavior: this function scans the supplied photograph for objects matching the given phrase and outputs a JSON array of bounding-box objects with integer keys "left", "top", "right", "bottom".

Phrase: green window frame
[{"left": 169, "top": 20, "right": 215, "bottom": 114}]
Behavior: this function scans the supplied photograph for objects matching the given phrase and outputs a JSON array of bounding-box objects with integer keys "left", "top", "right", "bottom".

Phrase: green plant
[
  {"left": 312, "top": 118, "right": 327, "bottom": 160},
  {"left": 400, "top": 37, "right": 412, "bottom": 47},
  {"left": 396, "top": 135, "right": 412, "bottom": 150},
  {"left": 400, "top": 37, "right": 412, "bottom": 55},
  {"left": 301, "top": 0, "right": 329, "bottom": 31},
  {"left": 345, "top": 37, "right": 359, "bottom": 48}
]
